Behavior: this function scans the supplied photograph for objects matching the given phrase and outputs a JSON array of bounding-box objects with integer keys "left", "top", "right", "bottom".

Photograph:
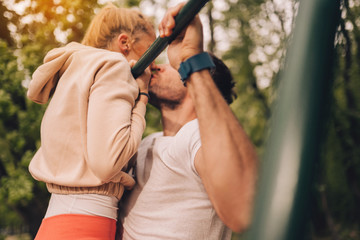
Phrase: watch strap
[{"left": 178, "top": 52, "right": 215, "bottom": 85}]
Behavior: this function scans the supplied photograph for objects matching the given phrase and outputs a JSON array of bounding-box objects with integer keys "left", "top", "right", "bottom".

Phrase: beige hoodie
[{"left": 27, "top": 42, "right": 146, "bottom": 199}]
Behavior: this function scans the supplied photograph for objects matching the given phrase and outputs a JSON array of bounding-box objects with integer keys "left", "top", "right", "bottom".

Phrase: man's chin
[{"left": 148, "top": 92, "right": 159, "bottom": 107}]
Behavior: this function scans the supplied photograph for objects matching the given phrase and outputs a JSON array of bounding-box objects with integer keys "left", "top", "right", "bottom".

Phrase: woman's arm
[{"left": 87, "top": 57, "right": 149, "bottom": 182}]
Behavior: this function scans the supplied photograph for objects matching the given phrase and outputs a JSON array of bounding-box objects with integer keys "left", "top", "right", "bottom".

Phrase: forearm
[
  {"left": 188, "top": 69, "right": 258, "bottom": 232},
  {"left": 87, "top": 100, "right": 146, "bottom": 182},
  {"left": 189, "top": 70, "right": 256, "bottom": 158},
  {"left": 86, "top": 60, "right": 147, "bottom": 182},
  {"left": 159, "top": 2, "right": 258, "bottom": 231}
]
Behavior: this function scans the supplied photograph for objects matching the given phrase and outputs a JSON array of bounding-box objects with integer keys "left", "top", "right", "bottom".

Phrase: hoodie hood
[{"left": 27, "top": 42, "right": 92, "bottom": 104}]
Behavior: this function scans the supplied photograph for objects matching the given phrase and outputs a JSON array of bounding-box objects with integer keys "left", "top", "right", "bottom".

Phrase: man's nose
[
  {"left": 150, "top": 62, "right": 157, "bottom": 71},
  {"left": 150, "top": 63, "right": 162, "bottom": 73}
]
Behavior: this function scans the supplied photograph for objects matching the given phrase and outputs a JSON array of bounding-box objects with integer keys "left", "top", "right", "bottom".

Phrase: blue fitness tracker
[{"left": 178, "top": 52, "right": 215, "bottom": 86}]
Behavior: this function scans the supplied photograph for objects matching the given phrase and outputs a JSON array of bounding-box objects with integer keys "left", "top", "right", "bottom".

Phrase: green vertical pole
[{"left": 246, "top": 0, "right": 340, "bottom": 240}]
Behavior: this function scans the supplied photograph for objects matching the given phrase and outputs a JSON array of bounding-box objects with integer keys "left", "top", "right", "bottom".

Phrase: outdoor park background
[{"left": 0, "top": 0, "right": 359, "bottom": 239}]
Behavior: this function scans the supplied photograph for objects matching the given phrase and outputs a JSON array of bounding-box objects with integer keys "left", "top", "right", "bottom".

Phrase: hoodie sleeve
[
  {"left": 27, "top": 46, "right": 74, "bottom": 104},
  {"left": 86, "top": 57, "right": 146, "bottom": 183}
]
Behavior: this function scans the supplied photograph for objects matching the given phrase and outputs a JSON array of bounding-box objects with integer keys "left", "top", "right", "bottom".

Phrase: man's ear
[{"left": 117, "top": 33, "right": 130, "bottom": 55}]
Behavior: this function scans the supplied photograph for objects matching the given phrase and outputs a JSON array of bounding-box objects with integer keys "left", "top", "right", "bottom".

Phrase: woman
[{"left": 27, "top": 3, "right": 155, "bottom": 239}]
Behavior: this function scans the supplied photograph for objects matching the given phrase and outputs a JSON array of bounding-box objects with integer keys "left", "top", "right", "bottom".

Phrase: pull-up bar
[{"left": 131, "top": 0, "right": 210, "bottom": 78}]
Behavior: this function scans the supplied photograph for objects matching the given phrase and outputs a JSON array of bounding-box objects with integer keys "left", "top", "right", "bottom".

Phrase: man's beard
[{"left": 149, "top": 91, "right": 182, "bottom": 110}]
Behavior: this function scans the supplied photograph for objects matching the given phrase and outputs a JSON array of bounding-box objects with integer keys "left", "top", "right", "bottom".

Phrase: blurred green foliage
[
  {"left": 0, "top": 39, "right": 48, "bottom": 238},
  {"left": 0, "top": 0, "right": 359, "bottom": 239}
]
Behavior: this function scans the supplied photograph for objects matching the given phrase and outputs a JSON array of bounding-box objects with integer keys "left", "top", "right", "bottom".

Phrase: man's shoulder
[
  {"left": 182, "top": 119, "right": 199, "bottom": 130},
  {"left": 175, "top": 119, "right": 200, "bottom": 142}
]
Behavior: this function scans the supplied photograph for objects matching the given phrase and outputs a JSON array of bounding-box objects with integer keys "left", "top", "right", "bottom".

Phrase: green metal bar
[
  {"left": 131, "top": 0, "right": 210, "bottom": 78},
  {"left": 246, "top": 0, "right": 340, "bottom": 240}
]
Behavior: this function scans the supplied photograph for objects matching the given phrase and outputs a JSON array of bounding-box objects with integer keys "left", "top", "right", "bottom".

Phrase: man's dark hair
[{"left": 208, "top": 52, "right": 237, "bottom": 105}]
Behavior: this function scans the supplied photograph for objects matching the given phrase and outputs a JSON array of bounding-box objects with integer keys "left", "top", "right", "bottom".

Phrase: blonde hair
[{"left": 81, "top": 3, "right": 154, "bottom": 49}]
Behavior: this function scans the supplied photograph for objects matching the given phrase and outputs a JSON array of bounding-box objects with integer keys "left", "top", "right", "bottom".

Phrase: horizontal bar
[{"left": 131, "top": 0, "right": 210, "bottom": 78}]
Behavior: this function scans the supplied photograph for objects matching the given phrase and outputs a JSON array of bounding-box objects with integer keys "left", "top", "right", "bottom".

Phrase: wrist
[
  {"left": 181, "top": 50, "right": 203, "bottom": 63},
  {"left": 138, "top": 88, "right": 149, "bottom": 94},
  {"left": 178, "top": 52, "right": 215, "bottom": 86},
  {"left": 139, "top": 91, "right": 150, "bottom": 99},
  {"left": 136, "top": 90, "right": 150, "bottom": 104},
  {"left": 138, "top": 95, "right": 149, "bottom": 104}
]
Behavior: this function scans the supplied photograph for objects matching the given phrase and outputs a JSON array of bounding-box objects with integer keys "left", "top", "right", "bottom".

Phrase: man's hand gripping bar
[{"left": 131, "top": 0, "right": 211, "bottom": 79}]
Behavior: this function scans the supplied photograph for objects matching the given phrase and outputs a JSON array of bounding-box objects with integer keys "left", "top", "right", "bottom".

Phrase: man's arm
[
  {"left": 189, "top": 69, "right": 258, "bottom": 233},
  {"left": 160, "top": 3, "right": 258, "bottom": 233}
]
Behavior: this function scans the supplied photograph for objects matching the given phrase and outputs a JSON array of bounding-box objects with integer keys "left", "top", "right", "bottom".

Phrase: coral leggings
[{"left": 35, "top": 214, "right": 116, "bottom": 240}]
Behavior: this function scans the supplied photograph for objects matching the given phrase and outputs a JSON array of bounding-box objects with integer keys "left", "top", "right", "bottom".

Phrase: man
[{"left": 120, "top": 3, "right": 258, "bottom": 239}]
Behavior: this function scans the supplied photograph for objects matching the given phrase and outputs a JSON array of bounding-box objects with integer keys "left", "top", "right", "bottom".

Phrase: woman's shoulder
[{"left": 62, "top": 42, "right": 127, "bottom": 64}]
